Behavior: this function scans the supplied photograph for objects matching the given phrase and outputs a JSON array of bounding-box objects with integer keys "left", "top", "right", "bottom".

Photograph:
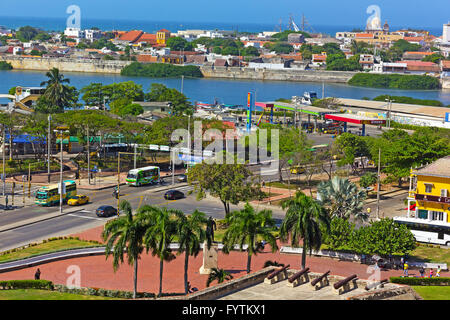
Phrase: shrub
[
  {"left": 390, "top": 277, "right": 450, "bottom": 286},
  {"left": 121, "top": 62, "right": 203, "bottom": 78},
  {"left": 0, "top": 280, "right": 54, "bottom": 290},
  {"left": 348, "top": 73, "right": 440, "bottom": 90}
]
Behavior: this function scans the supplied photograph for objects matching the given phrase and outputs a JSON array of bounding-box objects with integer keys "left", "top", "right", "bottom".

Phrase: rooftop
[{"left": 413, "top": 156, "right": 450, "bottom": 178}]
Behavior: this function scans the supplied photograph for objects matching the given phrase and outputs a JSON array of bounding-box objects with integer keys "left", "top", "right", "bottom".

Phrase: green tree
[
  {"left": 222, "top": 203, "right": 278, "bottom": 273},
  {"left": 280, "top": 191, "right": 330, "bottom": 269},
  {"left": 102, "top": 200, "right": 145, "bottom": 299},
  {"left": 39, "top": 68, "right": 76, "bottom": 113},
  {"left": 317, "top": 177, "right": 368, "bottom": 221},
  {"left": 166, "top": 37, "right": 193, "bottom": 51},
  {"left": 80, "top": 83, "right": 105, "bottom": 108},
  {"left": 16, "top": 26, "right": 39, "bottom": 42},
  {"left": 322, "top": 217, "right": 355, "bottom": 251},
  {"left": 174, "top": 210, "right": 207, "bottom": 294},
  {"left": 422, "top": 53, "right": 445, "bottom": 64},
  {"left": 146, "top": 83, "right": 193, "bottom": 115},
  {"left": 359, "top": 172, "right": 378, "bottom": 189},
  {"left": 206, "top": 268, "right": 233, "bottom": 287},
  {"left": 335, "top": 132, "right": 370, "bottom": 172},
  {"left": 361, "top": 218, "right": 416, "bottom": 256},
  {"left": 187, "top": 163, "right": 262, "bottom": 217},
  {"left": 139, "top": 205, "right": 177, "bottom": 297}
]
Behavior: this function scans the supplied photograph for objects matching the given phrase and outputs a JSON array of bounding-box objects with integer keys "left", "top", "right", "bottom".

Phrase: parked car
[
  {"left": 67, "top": 195, "right": 89, "bottom": 206},
  {"left": 164, "top": 190, "right": 185, "bottom": 200},
  {"left": 96, "top": 205, "right": 117, "bottom": 217},
  {"left": 177, "top": 174, "right": 187, "bottom": 182},
  {"left": 290, "top": 166, "right": 305, "bottom": 174}
]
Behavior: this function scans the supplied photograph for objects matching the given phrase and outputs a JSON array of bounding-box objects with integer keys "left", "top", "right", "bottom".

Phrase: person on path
[
  {"left": 403, "top": 261, "right": 409, "bottom": 276},
  {"left": 34, "top": 268, "right": 41, "bottom": 280},
  {"left": 419, "top": 267, "right": 425, "bottom": 278},
  {"left": 436, "top": 266, "right": 441, "bottom": 277},
  {"left": 430, "top": 269, "right": 434, "bottom": 278}
]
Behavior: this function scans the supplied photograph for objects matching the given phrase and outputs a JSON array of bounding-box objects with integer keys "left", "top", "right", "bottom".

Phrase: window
[
  {"left": 425, "top": 183, "right": 433, "bottom": 193},
  {"left": 441, "top": 189, "right": 448, "bottom": 197},
  {"left": 430, "top": 211, "right": 444, "bottom": 221}
]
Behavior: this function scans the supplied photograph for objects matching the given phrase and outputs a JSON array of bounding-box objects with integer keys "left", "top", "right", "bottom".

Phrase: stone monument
[{"left": 199, "top": 217, "right": 218, "bottom": 274}]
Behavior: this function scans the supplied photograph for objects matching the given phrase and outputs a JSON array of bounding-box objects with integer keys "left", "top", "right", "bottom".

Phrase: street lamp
[
  {"left": 47, "top": 115, "right": 51, "bottom": 183},
  {"left": 54, "top": 127, "right": 69, "bottom": 214},
  {"left": 117, "top": 151, "right": 136, "bottom": 215}
]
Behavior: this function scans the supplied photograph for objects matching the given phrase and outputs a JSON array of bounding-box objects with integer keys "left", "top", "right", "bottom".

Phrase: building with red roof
[
  {"left": 396, "top": 60, "right": 440, "bottom": 73},
  {"left": 136, "top": 33, "right": 157, "bottom": 45},
  {"left": 117, "top": 30, "right": 144, "bottom": 44}
]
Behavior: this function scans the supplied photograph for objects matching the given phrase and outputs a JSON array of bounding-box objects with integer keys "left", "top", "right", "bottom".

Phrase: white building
[
  {"left": 13, "top": 47, "right": 23, "bottom": 55},
  {"left": 85, "top": 29, "right": 102, "bottom": 42},
  {"left": 64, "top": 27, "right": 85, "bottom": 39},
  {"left": 443, "top": 23, "right": 450, "bottom": 43}
]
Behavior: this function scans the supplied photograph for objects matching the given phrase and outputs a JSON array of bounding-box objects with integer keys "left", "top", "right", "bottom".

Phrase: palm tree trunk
[
  {"left": 133, "top": 258, "right": 138, "bottom": 299},
  {"left": 301, "top": 243, "right": 306, "bottom": 269},
  {"left": 159, "top": 259, "right": 164, "bottom": 297},
  {"left": 247, "top": 252, "right": 252, "bottom": 274},
  {"left": 184, "top": 250, "right": 189, "bottom": 295}
]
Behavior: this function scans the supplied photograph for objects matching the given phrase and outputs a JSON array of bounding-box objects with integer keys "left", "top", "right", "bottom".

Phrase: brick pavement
[{"left": 1, "top": 225, "right": 448, "bottom": 295}]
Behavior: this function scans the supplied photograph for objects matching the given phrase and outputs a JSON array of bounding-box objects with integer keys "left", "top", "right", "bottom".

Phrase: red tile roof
[
  {"left": 397, "top": 60, "right": 440, "bottom": 72},
  {"left": 137, "top": 33, "right": 157, "bottom": 44},
  {"left": 404, "top": 51, "right": 434, "bottom": 55},
  {"left": 118, "top": 30, "right": 144, "bottom": 42},
  {"left": 403, "top": 36, "right": 424, "bottom": 42},
  {"left": 442, "top": 60, "right": 450, "bottom": 70},
  {"left": 158, "top": 29, "right": 171, "bottom": 33},
  {"left": 355, "top": 33, "right": 374, "bottom": 38}
]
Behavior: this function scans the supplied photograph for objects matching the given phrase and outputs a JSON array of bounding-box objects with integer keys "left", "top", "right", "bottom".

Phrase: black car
[
  {"left": 96, "top": 205, "right": 117, "bottom": 217},
  {"left": 164, "top": 190, "right": 185, "bottom": 200}
]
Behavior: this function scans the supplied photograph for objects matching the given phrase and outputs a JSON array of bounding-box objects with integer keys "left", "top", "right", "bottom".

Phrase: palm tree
[
  {"left": 138, "top": 205, "right": 177, "bottom": 297},
  {"left": 206, "top": 268, "right": 233, "bottom": 287},
  {"left": 280, "top": 191, "right": 330, "bottom": 269},
  {"left": 40, "top": 68, "right": 72, "bottom": 112},
  {"left": 222, "top": 203, "right": 278, "bottom": 274},
  {"left": 102, "top": 200, "right": 145, "bottom": 299},
  {"left": 317, "top": 176, "right": 368, "bottom": 221},
  {"left": 174, "top": 209, "right": 207, "bottom": 295}
]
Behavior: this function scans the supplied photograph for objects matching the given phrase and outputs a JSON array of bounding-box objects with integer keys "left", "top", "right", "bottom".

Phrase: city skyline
[{"left": 0, "top": 0, "right": 448, "bottom": 30}]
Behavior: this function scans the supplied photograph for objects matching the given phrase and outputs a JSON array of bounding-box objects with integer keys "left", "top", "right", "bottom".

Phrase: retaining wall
[
  {"left": 0, "top": 56, "right": 131, "bottom": 74},
  {"left": 200, "top": 66, "right": 357, "bottom": 83}
]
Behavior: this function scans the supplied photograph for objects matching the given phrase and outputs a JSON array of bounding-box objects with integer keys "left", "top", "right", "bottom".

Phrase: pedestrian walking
[
  {"left": 430, "top": 269, "right": 434, "bottom": 278},
  {"left": 419, "top": 267, "right": 425, "bottom": 278},
  {"left": 403, "top": 261, "right": 409, "bottom": 276},
  {"left": 436, "top": 266, "right": 441, "bottom": 277},
  {"left": 34, "top": 268, "right": 41, "bottom": 280}
]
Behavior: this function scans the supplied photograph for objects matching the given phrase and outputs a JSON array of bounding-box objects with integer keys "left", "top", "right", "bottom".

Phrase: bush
[
  {"left": 348, "top": 73, "right": 440, "bottom": 90},
  {"left": 0, "top": 280, "right": 54, "bottom": 290},
  {"left": 121, "top": 62, "right": 203, "bottom": 78},
  {"left": 0, "top": 61, "right": 13, "bottom": 70},
  {"left": 390, "top": 277, "right": 450, "bottom": 286}
]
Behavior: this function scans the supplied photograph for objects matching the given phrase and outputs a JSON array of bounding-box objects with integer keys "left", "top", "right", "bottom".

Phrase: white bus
[
  {"left": 393, "top": 217, "right": 450, "bottom": 246},
  {"left": 125, "top": 166, "right": 160, "bottom": 186}
]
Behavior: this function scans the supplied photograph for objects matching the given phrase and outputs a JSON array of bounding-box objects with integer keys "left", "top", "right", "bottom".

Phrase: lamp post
[
  {"left": 55, "top": 127, "right": 69, "bottom": 214},
  {"left": 2, "top": 124, "right": 5, "bottom": 197},
  {"left": 117, "top": 152, "right": 136, "bottom": 214},
  {"left": 47, "top": 115, "right": 51, "bottom": 183}
]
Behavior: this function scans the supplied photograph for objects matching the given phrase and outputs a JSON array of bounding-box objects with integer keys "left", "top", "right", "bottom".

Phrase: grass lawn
[
  {"left": 409, "top": 245, "right": 450, "bottom": 266},
  {"left": 0, "top": 289, "right": 118, "bottom": 300},
  {"left": 412, "top": 286, "right": 450, "bottom": 300},
  {"left": 0, "top": 239, "right": 102, "bottom": 263}
]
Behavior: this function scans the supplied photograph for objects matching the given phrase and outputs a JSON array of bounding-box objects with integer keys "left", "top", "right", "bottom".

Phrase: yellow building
[
  {"left": 407, "top": 156, "right": 450, "bottom": 224},
  {"left": 156, "top": 29, "right": 171, "bottom": 45}
]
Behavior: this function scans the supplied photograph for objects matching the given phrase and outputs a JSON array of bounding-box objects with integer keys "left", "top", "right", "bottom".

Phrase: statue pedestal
[{"left": 199, "top": 242, "right": 218, "bottom": 274}]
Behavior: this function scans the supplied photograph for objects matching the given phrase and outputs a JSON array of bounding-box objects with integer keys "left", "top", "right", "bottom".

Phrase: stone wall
[
  {"left": 200, "top": 66, "right": 357, "bottom": 83},
  {"left": 0, "top": 56, "right": 131, "bottom": 74}
]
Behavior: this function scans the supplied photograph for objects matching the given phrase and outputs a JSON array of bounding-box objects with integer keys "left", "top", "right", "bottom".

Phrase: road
[{"left": 0, "top": 179, "right": 286, "bottom": 252}]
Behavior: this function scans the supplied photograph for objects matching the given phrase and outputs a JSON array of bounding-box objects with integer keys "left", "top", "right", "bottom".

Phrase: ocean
[{"left": 0, "top": 16, "right": 443, "bottom": 36}]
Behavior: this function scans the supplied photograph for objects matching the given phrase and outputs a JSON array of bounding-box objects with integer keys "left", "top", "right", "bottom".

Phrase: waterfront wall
[
  {"left": 200, "top": 66, "right": 357, "bottom": 83},
  {"left": 0, "top": 56, "right": 131, "bottom": 74},
  {"left": 442, "top": 77, "right": 450, "bottom": 90}
]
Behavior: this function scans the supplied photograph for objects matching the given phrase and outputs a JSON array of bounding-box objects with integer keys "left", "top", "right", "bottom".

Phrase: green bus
[
  {"left": 35, "top": 180, "right": 77, "bottom": 206},
  {"left": 126, "top": 166, "right": 160, "bottom": 186}
]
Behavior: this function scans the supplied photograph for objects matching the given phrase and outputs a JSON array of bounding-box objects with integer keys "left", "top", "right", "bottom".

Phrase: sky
[{"left": 0, "top": 0, "right": 448, "bottom": 29}]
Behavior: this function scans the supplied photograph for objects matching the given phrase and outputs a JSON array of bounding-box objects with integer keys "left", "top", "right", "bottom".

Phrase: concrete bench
[
  {"left": 264, "top": 264, "right": 290, "bottom": 284},
  {"left": 310, "top": 270, "right": 330, "bottom": 291},
  {"left": 287, "top": 268, "right": 310, "bottom": 287},
  {"left": 333, "top": 274, "right": 358, "bottom": 295}
]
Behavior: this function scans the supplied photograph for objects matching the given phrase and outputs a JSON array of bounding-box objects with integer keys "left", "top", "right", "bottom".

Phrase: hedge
[
  {"left": 348, "top": 73, "right": 440, "bottom": 90},
  {"left": 0, "top": 280, "right": 54, "bottom": 290},
  {"left": 121, "top": 62, "right": 203, "bottom": 78},
  {"left": 390, "top": 277, "right": 450, "bottom": 286}
]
